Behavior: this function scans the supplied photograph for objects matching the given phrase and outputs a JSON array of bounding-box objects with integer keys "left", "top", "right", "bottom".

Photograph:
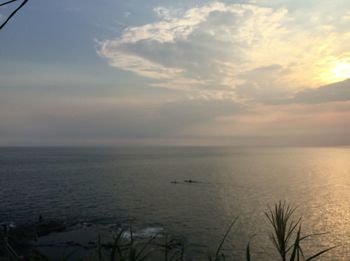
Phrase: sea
[{"left": 0, "top": 146, "right": 350, "bottom": 260}]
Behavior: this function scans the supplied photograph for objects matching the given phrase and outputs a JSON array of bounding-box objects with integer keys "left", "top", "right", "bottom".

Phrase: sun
[{"left": 332, "top": 62, "right": 350, "bottom": 80}]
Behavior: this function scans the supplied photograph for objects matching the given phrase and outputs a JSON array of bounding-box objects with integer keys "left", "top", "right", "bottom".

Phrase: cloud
[
  {"left": 97, "top": 2, "right": 292, "bottom": 94},
  {"left": 153, "top": 7, "right": 180, "bottom": 21},
  {"left": 291, "top": 79, "right": 350, "bottom": 104},
  {"left": 266, "top": 79, "right": 350, "bottom": 105},
  {"left": 0, "top": 80, "right": 348, "bottom": 146},
  {"left": 235, "top": 64, "right": 291, "bottom": 101},
  {"left": 97, "top": 44, "right": 184, "bottom": 80},
  {"left": 97, "top": 1, "right": 350, "bottom": 102},
  {"left": 0, "top": 88, "right": 244, "bottom": 145}
]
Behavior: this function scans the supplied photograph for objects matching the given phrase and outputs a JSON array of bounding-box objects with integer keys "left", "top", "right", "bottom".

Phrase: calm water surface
[{"left": 1, "top": 146, "right": 350, "bottom": 260}]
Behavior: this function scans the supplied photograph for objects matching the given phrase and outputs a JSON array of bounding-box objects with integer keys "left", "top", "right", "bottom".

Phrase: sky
[{"left": 0, "top": 0, "right": 349, "bottom": 146}]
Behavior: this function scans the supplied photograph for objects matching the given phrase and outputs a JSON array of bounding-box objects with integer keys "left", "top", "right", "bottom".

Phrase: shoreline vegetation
[{"left": 1, "top": 202, "right": 335, "bottom": 261}]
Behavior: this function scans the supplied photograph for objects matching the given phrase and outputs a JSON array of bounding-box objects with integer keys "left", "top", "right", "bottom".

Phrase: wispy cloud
[
  {"left": 98, "top": 1, "right": 350, "bottom": 102},
  {"left": 98, "top": 43, "right": 184, "bottom": 80}
]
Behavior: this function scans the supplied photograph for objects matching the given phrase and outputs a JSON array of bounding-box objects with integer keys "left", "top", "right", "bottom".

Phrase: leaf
[
  {"left": 215, "top": 216, "right": 239, "bottom": 258},
  {"left": 289, "top": 226, "right": 301, "bottom": 261},
  {"left": 305, "top": 246, "right": 337, "bottom": 261},
  {"left": 246, "top": 241, "right": 251, "bottom": 261}
]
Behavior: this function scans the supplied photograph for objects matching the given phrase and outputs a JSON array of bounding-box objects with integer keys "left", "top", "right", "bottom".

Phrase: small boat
[{"left": 184, "top": 179, "right": 199, "bottom": 183}]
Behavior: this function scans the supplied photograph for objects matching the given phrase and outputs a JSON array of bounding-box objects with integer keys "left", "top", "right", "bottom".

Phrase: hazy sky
[{"left": 0, "top": 0, "right": 349, "bottom": 146}]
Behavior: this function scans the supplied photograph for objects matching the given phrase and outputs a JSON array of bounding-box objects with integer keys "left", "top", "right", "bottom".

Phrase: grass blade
[
  {"left": 305, "top": 246, "right": 337, "bottom": 261},
  {"left": 246, "top": 241, "right": 251, "bottom": 261},
  {"left": 215, "top": 216, "right": 239, "bottom": 258}
]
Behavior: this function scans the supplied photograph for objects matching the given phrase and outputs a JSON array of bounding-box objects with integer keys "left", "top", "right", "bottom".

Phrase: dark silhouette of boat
[{"left": 184, "top": 179, "right": 200, "bottom": 183}]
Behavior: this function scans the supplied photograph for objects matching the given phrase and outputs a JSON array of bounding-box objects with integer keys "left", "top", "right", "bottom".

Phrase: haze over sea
[{"left": 0, "top": 146, "right": 349, "bottom": 259}]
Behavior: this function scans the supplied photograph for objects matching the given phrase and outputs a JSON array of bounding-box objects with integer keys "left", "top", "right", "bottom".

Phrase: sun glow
[
  {"left": 320, "top": 61, "right": 350, "bottom": 85},
  {"left": 332, "top": 62, "right": 350, "bottom": 80}
]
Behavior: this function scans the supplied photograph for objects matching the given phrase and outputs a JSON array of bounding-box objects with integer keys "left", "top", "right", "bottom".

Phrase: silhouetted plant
[
  {"left": 265, "top": 201, "right": 335, "bottom": 261},
  {"left": 4, "top": 202, "right": 336, "bottom": 261},
  {"left": 207, "top": 216, "right": 239, "bottom": 261}
]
